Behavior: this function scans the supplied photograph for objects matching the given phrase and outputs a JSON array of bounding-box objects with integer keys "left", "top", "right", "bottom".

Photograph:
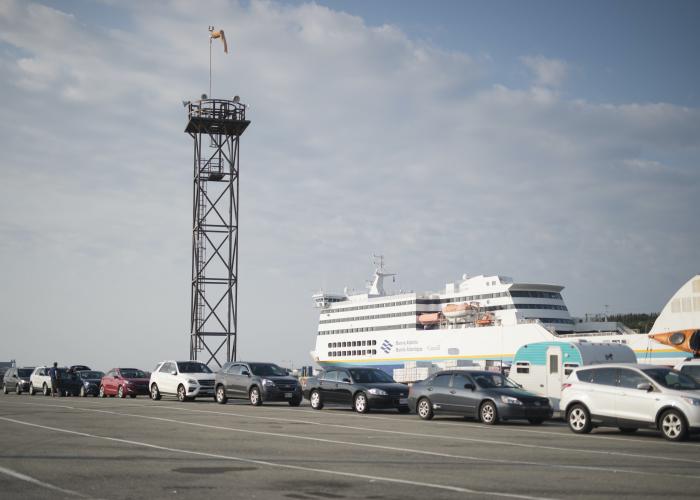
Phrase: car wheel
[
  {"left": 79, "top": 386, "right": 86, "bottom": 397},
  {"left": 417, "top": 398, "right": 434, "bottom": 420},
  {"left": 619, "top": 427, "right": 638, "bottom": 434},
  {"left": 99, "top": 385, "right": 106, "bottom": 398},
  {"left": 2, "top": 384, "right": 7, "bottom": 394},
  {"left": 29, "top": 383, "right": 35, "bottom": 396},
  {"left": 150, "top": 383, "right": 161, "bottom": 401},
  {"left": 216, "top": 385, "right": 228, "bottom": 404},
  {"left": 310, "top": 390, "right": 323, "bottom": 410},
  {"left": 249, "top": 386, "right": 262, "bottom": 406},
  {"left": 479, "top": 401, "right": 498, "bottom": 425},
  {"left": 289, "top": 396, "right": 302, "bottom": 407},
  {"left": 353, "top": 392, "right": 369, "bottom": 413},
  {"left": 528, "top": 418, "right": 544, "bottom": 425},
  {"left": 567, "top": 404, "right": 593, "bottom": 434},
  {"left": 15, "top": 384, "right": 22, "bottom": 395},
  {"left": 660, "top": 409, "right": 688, "bottom": 442},
  {"left": 118, "top": 386, "right": 126, "bottom": 399},
  {"left": 43, "top": 383, "right": 50, "bottom": 396},
  {"left": 177, "top": 385, "right": 188, "bottom": 402}
]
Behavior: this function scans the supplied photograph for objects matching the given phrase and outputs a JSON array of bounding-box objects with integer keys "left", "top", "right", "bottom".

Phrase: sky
[{"left": 0, "top": 0, "right": 698, "bottom": 371}]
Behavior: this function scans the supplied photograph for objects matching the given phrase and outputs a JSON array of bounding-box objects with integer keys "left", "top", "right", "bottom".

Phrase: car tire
[
  {"left": 310, "top": 390, "right": 323, "bottom": 410},
  {"left": 660, "top": 409, "right": 688, "bottom": 442},
  {"left": 43, "top": 383, "right": 50, "bottom": 396},
  {"left": 353, "top": 392, "right": 369, "bottom": 414},
  {"left": 528, "top": 418, "right": 544, "bottom": 425},
  {"left": 567, "top": 404, "right": 593, "bottom": 434},
  {"left": 416, "top": 398, "right": 434, "bottom": 420},
  {"left": 118, "top": 386, "right": 126, "bottom": 399},
  {"left": 2, "top": 384, "right": 7, "bottom": 394},
  {"left": 216, "top": 385, "right": 228, "bottom": 404},
  {"left": 79, "top": 386, "right": 86, "bottom": 397},
  {"left": 99, "top": 385, "right": 106, "bottom": 398},
  {"left": 177, "top": 385, "right": 188, "bottom": 402},
  {"left": 150, "top": 383, "right": 161, "bottom": 401},
  {"left": 289, "top": 396, "right": 302, "bottom": 407},
  {"left": 29, "top": 383, "right": 35, "bottom": 396},
  {"left": 249, "top": 386, "right": 262, "bottom": 406},
  {"left": 16, "top": 384, "right": 22, "bottom": 395},
  {"left": 618, "top": 427, "right": 638, "bottom": 434},
  {"left": 479, "top": 401, "right": 499, "bottom": 425}
]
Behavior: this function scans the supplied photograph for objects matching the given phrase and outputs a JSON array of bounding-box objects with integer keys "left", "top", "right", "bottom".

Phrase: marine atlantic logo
[{"left": 381, "top": 339, "right": 393, "bottom": 354}]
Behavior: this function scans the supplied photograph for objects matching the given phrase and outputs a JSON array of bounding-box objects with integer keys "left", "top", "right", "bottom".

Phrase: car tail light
[{"left": 561, "top": 383, "right": 572, "bottom": 391}]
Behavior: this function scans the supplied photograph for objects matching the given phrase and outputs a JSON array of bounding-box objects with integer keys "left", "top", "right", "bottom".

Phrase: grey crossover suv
[{"left": 215, "top": 362, "right": 302, "bottom": 406}]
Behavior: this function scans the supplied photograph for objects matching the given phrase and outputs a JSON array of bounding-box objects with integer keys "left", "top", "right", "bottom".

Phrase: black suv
[
  {"left": 303, "top": 366, "right": 410, "bottom": 413},
  {"left": 2, "top": 367, "right": 35, "bottom": 395},
  {"left": 215, "top": 362, "right": 302, "bottom": 406}
]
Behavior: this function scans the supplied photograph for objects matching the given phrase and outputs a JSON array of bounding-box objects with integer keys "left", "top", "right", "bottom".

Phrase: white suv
[
  {"left": 561, "top": 363, "right": 700, "bottom": 441},
  {"left": 29, "top": 366, "right": 53, "bottom": 396},
  {"left": 149, "top": 361, "right": 215, "bottom": 402}
]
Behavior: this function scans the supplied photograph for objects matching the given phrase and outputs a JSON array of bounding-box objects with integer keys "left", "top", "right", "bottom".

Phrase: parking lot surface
[{"left": 1, "top": 393, "right": 699, "bottom": 499}]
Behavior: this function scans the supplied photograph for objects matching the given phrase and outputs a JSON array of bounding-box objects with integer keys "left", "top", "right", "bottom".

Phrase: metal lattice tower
[{"left": 185, "top": 98, "right": 250, "bottom": 366}]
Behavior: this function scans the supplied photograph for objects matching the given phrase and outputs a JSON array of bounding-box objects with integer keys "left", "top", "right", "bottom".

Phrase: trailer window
[{"left": 515, "top": 362, "right": 530, "bottom": 374}]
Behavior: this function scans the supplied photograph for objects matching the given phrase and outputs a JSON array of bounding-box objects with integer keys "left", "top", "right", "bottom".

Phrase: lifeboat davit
[
  {"left": 442, "top": 303, "right": 474, "bottom": 320},
  {"left": 418, "top": 312, "right": 442, "bottom": 326}
]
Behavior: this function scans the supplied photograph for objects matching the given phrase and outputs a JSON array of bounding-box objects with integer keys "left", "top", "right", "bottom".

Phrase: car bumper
[
  {"left": 367, "top": 393, "right": 409, "bottom": 409},
  {"left": 123, "top": 385, "right": 149, "bottom": 396},
  {"left": 186, "top": 385, "right": 215, "bottom": 397},
  {"left": 18, "top": 381, "right": 31, "bottom": 391},
  {"left": 262, "top": 386, "right": 302, "bottom": 402},
  {"left": 498, "top": 404, "right": 553, "bottom": 421},
  {"left": 83, "top": 384, "right": 100, "bottom": 395}
]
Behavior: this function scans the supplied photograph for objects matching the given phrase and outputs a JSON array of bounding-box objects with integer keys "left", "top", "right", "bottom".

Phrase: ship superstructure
[{"left": 312, "top": 262, "right": 688, "bottom": 376}]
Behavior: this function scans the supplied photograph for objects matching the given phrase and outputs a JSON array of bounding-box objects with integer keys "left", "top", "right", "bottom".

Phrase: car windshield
[
  {"left": 78, "top": 371, "right": 104, "bottom": 379},
  {"left": 176, "top": 362, "right": 212, "bottom": 374},
  {"left": 120, "top": 369, "right": 147, "bottom": 379},
  {"left": 643, "top": 368, "right": 700, "bottom": 391},
  {"left": 18, "top": 369, "right": 33, "bottom": 377},
  {"left": 348, "top": 368, "right": 395, "bottom": 383},
  {"left": 472, "top": 372, "right": 520, "bottom": 389},
  {"left": 249, "top": 364, "right": 287, "bottom": 377}
]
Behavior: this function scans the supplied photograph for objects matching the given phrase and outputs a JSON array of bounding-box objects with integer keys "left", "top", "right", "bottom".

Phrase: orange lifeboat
[
  {"left": 418, "top": 312, "right": 442, "bottom": 326},
  {"left": 476, "top": 313, "right": 494, "bottom": 326},
  {"left": 442, "top": 303, "right": 474, "bottom": 320},
  {"left": 649, "top": 330, "right": 700, "bottom": 355}
]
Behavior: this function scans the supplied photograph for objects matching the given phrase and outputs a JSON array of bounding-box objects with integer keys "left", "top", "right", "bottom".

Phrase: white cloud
[
  {"left": 520, "top": 54, "right": 569, "bottom": 87},
  {"left": 0, "top": 0, "right": 698, "bottom": 369}
]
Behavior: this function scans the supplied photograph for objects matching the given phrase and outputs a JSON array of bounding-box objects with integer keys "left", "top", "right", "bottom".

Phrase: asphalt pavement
[{"left": 1, "top": 392, "right": 699, "bottom": 499}]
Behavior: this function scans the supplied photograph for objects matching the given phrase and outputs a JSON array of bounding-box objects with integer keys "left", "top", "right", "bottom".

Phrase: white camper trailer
[{"left": 509, "top": 341, "right": 636, "bottom": 411}]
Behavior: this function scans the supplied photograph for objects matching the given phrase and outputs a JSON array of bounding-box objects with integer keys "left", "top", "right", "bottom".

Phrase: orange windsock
[{"left": 210, "top": 29, "right": 228, "bottom": 54}]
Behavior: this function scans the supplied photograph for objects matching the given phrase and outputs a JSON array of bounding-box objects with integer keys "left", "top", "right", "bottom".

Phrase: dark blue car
[
  {"left": 77, "top": 370, "right": 105, "bottom": 397},
  {"left": 408, "top": 370, "right": 552, "bottom": 425}
]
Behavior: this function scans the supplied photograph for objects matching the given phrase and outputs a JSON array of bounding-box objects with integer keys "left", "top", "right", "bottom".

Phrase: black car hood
[{"left": 488, "top": 388, "right": 548, "bottom": 403}]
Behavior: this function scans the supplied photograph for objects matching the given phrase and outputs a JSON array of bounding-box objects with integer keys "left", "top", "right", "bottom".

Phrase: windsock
[{"left": 210, "top": 28, "right": 228, "bottom": 54}]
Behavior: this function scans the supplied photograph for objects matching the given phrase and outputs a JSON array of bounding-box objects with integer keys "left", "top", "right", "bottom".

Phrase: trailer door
[{"left": 545, "top": 347, "right": 562, "bottom": 400}]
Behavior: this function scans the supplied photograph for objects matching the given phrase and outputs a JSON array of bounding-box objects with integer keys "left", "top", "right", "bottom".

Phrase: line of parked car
[{"left": 3, "top": 358, "right": 699, "bottom": 442}]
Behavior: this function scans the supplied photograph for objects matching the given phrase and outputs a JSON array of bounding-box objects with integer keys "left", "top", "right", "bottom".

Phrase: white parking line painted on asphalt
[
  {"left": 3, "top": 400, "right": 699, "bottom": 480},
  {"left": 0, "top": 464, "right": 96, "bottom": 498},
  {"left": 0, "top": 416, "right": 556, "bottom": 500}
]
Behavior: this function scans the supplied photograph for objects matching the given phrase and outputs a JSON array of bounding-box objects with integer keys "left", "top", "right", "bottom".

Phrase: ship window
[
  {"left": 327, "top": 343, "right": 332, "bottom": 348},
  {"left": 515, "top": 362, "right": 530, "bottom": 374},
  {"left": 342, "top": 342, "right": 347, "bottom": 347},
  {"left": 372, "top": 349, "right": 377, "bottom": 354},
  {"left": 362, "top": 350, "right": 366, "bottom": 355}
]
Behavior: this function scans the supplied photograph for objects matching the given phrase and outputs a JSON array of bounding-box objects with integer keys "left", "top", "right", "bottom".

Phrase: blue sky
[{"left": 0, "top": 0, "right": 698, "bottom": 369}]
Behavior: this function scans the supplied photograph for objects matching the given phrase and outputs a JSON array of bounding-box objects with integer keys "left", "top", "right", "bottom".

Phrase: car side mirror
[
  {"left": 170, "top": 370, "right": 177, "bottom": 376},
  {"left": 241, "top": 371, "right": 250, "bottom": 377},
  {"left": 342, "top": 378, "right": 351, "bottom": 383},
  {"left": 636, "top": 382, "right": 653, "bottom": 392},
  {"left": 464, "top": 383, "right": 475, "bottom": 390}
]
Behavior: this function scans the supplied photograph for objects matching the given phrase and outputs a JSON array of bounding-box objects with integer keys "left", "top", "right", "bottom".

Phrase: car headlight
[
  {"left": 262, "top": 378, "right": 275, "bottom": 387},
  {"left": 681, "top": 396, "right": 700, "bottom": 406},
  {"left": 187, "top": 379, "right": 198, "bottom": 385},
  {"left": 500, "top": 395, "right": 523, "bottom": 405},
  {"left": 367, "top": 388, "right": 388, "bottom": 396}
]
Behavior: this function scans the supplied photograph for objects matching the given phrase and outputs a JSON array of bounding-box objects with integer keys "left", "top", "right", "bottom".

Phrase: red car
[{"left": 100, "top": 368, "right": 150, "bottom": 398}]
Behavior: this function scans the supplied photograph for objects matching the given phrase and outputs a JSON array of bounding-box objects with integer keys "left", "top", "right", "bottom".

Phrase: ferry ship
[{"left": 311, "top": 261, "right": 699, "bottom": 376}]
